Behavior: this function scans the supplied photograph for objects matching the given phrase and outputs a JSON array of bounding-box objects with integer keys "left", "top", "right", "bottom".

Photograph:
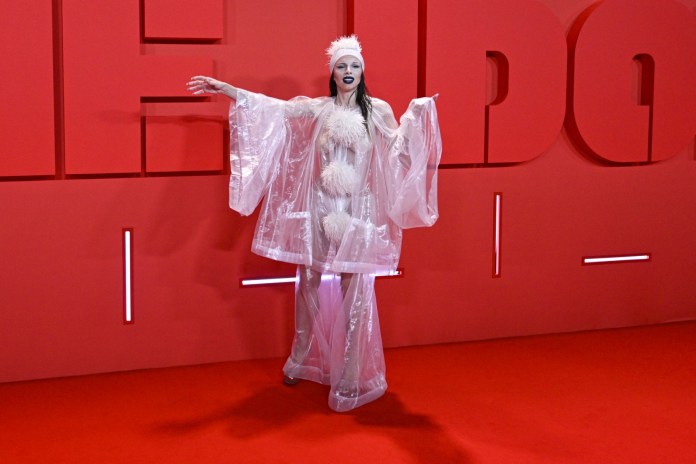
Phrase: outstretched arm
[{"left": 187, "top": 76, "right": 238, "bottom": 100}]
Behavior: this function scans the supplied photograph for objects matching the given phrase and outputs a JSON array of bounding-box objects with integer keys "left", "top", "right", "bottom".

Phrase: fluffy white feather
[
  {"left": 322, "top": 211, "right": 352, "bottom": 243},
  {"left": 321, "top": 159, "right": 358, "bottom": 196},
  {"left": 326, "top": 106, "right": 366, "bottom": 147}
]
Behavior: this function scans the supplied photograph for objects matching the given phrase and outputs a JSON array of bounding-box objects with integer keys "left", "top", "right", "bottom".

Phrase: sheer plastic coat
[{"left": 229, "top": 89, "right": 441, "bottom": 411}]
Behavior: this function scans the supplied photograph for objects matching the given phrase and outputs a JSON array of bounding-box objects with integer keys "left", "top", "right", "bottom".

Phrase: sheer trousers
[{"left": 282, "top": 265, "right": 387, "bottom": 412}]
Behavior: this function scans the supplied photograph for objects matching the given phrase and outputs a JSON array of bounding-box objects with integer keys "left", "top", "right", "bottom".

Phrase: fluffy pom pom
[
  {"left": 321, "top": 160, "right": 358, "bottom": 196},
  {"left": 326, "top": 106, "right": 366, "bottom": 147},
  {"left": 322, "top": 211, "right": 352, "bottom": 243},
  {"left": 326, "top": 35, "right": 362, "bottom": 58}
]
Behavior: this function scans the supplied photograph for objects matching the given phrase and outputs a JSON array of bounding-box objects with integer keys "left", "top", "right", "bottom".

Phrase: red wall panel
[
  {"left": 0, "top": 177, "right": 294, "bottom": 381},
  {"left": 0, "top": 2, "right": 55, "bottom": 177},
  {"left": 2, "top": 0, "right": 696, "bottom": 385},
  {"left": 379, "top": 147, "right": 696, "bottom": 347}
]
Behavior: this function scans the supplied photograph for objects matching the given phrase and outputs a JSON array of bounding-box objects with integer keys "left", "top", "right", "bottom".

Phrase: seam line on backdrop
[
  {"left": 53, "top": 0, "right": 65, "bottom": 179},
  {"left": 347, "top": 0, "right": 355, "bottom": 34},
  {"left": 417, "top": 0, "right": 428, "bottom": 97}
]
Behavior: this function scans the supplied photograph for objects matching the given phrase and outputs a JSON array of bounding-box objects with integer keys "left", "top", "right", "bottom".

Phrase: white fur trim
[
  {"left": 321, "top": 160, "right": 358, "bottom": 196},
  {"left": 327, "top": 35, "right": 365, "bottom": 71},
  {"left": 326, "top": 106, "right": 366, "bottom": 147},
  {"left": 322, "top": 211, "right": 352, "bottom": 243}
]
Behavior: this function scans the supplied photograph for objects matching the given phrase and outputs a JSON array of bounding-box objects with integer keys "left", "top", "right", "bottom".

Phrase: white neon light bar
[
  {"left": 494, "top": 193, "right": 502, "bottom": 277},
  {"left": 124, "top": 229, "right": 133, "bottom": 323},
  {"left": 241, "top": 276, "right": 297, "bottom": 286},
  {"left": 583, "top": 254, "right": 651, "bottom": 264},
  {"left": 241, "top": 269, "right": 403, "bottom": 287}
]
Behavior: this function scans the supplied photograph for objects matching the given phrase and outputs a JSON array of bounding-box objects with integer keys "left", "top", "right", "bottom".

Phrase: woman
[{"left": 187, "top": 35, "right": 441, "bottom": 412}]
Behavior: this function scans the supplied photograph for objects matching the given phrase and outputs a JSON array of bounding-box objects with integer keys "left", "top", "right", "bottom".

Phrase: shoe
[
  {"left": 334, "top": 379, "right": 358, "bottom": 398},
  {"left": 334, "top": 388, "right": 358, "bottom": 399},
  {"left": 283, "top": 375, "right": 300, "bottom": 386}
]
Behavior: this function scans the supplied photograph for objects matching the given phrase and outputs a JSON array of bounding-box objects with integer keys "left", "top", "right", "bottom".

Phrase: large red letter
[
  {"left": 426, "top": 0, "right": 566, "bottom": 165},
  {"left": 0, "top": 3, "right": 55, "bottom": 177},
  {"left": 571, "top": 0, "right": 696, "bottom": 163},
  {"left": 62, "top": 0, "right": 214, "bottom": 175}
]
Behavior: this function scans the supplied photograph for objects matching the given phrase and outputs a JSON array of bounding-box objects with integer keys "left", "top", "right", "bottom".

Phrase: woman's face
[{"left": 332, "top": 55, "right": 363, "bottom": 93}]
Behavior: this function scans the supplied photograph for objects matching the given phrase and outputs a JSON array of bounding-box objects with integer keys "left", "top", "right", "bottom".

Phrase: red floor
[{"left": 2, "top": 322, "right": 695, "bottom": 463}]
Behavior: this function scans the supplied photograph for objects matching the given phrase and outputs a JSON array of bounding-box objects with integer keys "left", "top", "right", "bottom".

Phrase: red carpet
[{"left": 1, "top": 322, "right": 695, "bottom": 463}]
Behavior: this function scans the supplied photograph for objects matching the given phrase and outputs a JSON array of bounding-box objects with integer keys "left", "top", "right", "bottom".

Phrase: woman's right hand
[{"left": 187, "top": 76, "right": 237, "bottom": 99}]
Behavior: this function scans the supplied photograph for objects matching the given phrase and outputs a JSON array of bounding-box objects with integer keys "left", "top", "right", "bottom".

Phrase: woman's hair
[{"left": 329, "top": 74, "right": 372, "bottom": 124}]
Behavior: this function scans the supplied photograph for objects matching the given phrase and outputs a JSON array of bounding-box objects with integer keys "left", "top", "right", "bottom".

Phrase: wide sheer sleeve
[
  {"left": 373, "top": 97, "right": 442, "bottom": 229},
  {"left": 228, "top": 89, "right": 289, "bottom": 216},
  {"left": 228, "top": 89, "right": 320, "bottom": 216}
]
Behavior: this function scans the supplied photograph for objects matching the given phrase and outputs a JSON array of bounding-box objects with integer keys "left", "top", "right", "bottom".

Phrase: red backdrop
[{"left": 1, "top": 0, "right": 695, "bottom": 383}]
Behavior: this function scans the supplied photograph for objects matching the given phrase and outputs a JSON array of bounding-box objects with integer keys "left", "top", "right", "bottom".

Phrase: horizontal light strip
[
  {"left": 241, "top": 276, "right": 297, "bottom": 286},
  {"left": 583, "top": 254, "right": 651, "bottom": 265},
  {"left": 240, "top": 269, "right": 403, "bottom": 287},
  {"left": 123, "top": 228, "right": 134, "bottom": 324}
]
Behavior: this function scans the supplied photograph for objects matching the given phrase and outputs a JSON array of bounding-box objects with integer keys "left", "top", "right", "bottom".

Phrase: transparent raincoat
[{"left": 229, "top": 89, "right": 441, "bottom": 411}]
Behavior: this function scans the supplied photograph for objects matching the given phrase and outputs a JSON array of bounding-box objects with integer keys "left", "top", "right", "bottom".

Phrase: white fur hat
[{"left": 326, "top": 34, "right": 365, "bottom": 72}]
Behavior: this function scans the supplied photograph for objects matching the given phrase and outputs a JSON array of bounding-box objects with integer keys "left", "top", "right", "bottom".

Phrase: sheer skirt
[{"left": 282, "top": 266, "right": 387, "bottom": 412}]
